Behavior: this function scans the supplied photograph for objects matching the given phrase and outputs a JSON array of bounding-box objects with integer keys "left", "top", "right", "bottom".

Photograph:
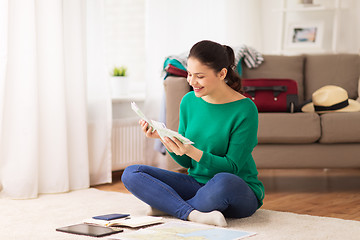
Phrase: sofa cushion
[
  {"left": 253, "top": 144, "right": 360, "bottom": 168},
  {"left": 319, "top": 112, "right": 360, "bottom": 143},
  {"left": 304, "top": 54, "right": 360, "bottom": 101},
  {"left": 258, "top": 113, "right": 320, "bottom": 144},
  {"left": 242, "top": 55, "right": 305, "bottom": 103}
]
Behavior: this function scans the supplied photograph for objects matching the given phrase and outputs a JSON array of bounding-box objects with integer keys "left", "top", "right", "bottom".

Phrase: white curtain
[
  {"left": 144, "top": 0, "right": 262, "bottom": 168},
  {"left": 86, "top": 0, "right": 113, "bottom": 186},
  {"left": 0, "top": 0, "right": 112, "bottom": 199}
]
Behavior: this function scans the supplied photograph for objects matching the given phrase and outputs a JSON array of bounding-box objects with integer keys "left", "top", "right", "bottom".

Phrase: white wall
[
  {"left": 104, "top": 0, "right": 146, "bottom": 86},
  {"left": 341, "top": 0, "right": 360, "bottom": 53},
  {"left": 144, "top": 0, "right": 262, "bottom": 117},
  {"left": 260, "top": 0, "right": 360, "bottom": 54}
]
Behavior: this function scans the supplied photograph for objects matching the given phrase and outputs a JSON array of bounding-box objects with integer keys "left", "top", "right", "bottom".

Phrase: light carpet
[{"left": 1, "top": 188, "right": 359, "bottom": 240}]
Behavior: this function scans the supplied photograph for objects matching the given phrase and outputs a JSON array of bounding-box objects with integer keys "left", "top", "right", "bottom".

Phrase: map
[
  {"left": 108, "top": 221, "right": 255, "bottom": 240},
  {"left": 131, "top": 102, "right": 194, "bottom": 144}
]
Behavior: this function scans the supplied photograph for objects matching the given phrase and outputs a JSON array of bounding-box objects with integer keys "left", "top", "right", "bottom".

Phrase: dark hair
[{"left": 188, "top": 40, "right": 242, "bottom": 93}]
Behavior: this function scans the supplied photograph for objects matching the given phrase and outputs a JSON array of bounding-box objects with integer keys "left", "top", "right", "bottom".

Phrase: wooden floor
[{"left": 95, "top": 168, "right": 360, "bottom": 221}]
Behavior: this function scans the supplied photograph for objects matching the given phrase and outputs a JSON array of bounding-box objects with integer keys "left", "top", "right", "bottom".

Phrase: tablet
[{"left": 56, "top": 223, "right": 123, "bottom": 237}]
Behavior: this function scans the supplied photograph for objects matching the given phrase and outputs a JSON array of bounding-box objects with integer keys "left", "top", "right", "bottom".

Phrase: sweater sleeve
[
  {"left": 198, "top": 107, "right": 258, "bottom": 173},
  {"left": 168, "top": 151, "right": 192, "bottom": 168}
]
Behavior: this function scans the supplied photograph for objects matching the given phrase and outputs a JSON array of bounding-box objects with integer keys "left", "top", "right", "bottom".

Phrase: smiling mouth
[{"left": 193, "top": 87, "right": 204, "bottom": 92}]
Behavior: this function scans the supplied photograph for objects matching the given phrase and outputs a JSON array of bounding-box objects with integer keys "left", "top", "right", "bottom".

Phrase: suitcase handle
[{"left": 243, "top": 85, "right": 287, "bottom": 99}]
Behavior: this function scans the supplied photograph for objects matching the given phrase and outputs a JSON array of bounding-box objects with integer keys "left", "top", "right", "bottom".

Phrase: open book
[
  {"left": 83, "top": 216, "right": 164, "bottom": 228},
  {"left": 131, "top": 102, "right": 194, "bottom": 144}
]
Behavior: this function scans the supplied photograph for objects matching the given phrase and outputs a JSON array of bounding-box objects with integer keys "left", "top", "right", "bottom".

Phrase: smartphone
[
  {"left": 93, "top": 213, "right": 130, "bottom": 221},
  {"left": 56, "top": 223, "right": 123, "bottom": 237}
]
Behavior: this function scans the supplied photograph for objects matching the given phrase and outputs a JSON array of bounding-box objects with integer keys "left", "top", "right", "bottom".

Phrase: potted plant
[
  {"left": 110, "top": 66, "right": 129, "bottom": 97},
  {"left": 112, "top": 66, "right": 127, "bottom": 77}
]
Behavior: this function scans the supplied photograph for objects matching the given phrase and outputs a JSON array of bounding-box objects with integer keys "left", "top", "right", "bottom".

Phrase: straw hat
[{"left": 301, "top": 85, "right": 360, "bottom": 113}]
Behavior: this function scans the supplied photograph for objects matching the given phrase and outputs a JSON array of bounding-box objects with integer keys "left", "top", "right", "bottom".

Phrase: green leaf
[{"left": 112, "top": 66, "right": 127, "bottom": 76}]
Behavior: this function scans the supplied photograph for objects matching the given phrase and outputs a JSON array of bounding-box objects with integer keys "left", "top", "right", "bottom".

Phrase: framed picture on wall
[{"left": 284, "top": 22, "right": 324, "bottom": 50}]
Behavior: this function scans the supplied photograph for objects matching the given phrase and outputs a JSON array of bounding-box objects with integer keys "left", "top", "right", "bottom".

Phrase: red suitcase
[{"left": 242, "top": 78, "right": 298, "bottom": 112}]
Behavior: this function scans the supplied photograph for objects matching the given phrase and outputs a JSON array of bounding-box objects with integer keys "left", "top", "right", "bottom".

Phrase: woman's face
[{"left": 187, "top": 57, "right": 226, "bottom": 99}]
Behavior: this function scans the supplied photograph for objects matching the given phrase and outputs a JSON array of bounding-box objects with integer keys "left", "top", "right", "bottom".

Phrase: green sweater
[{"left": 169, "top": 92, "right": 265, "bottom": 207}]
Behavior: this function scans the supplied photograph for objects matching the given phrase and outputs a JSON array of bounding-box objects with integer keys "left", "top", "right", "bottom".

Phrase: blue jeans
[{"left": 121, "top": 165, "right": 259, "bottom": 220}]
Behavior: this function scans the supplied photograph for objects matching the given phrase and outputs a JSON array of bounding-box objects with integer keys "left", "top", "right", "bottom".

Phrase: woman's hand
[
  {"left": 139, "top": 120, "right": 203, "bottom": 161},
  {"left": 139, "top": 120, "right": 160, "bottom": 139},
  {"left": 162, "top": 137, "right": 203, "bottom": 162}
]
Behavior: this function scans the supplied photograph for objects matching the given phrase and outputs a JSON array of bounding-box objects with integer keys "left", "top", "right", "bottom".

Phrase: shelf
[
  {"left": 274, "top": 2, "right": 347, "bottom": 12},
  {"left": 277, "top": 0, "right": 343, "bottom": 54},
  {"left": 274, "top": 6, "right": 345, "bottom": 12}
]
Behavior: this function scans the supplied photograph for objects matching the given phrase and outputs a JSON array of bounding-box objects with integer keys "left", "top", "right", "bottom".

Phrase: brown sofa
[{"left": 163, "top": 54, "right": 360, "bottom": 170}]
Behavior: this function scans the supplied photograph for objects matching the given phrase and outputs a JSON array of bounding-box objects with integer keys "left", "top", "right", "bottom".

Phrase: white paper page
[{"left": 131, "top": 102, "right": 193, "bottom": 144}]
